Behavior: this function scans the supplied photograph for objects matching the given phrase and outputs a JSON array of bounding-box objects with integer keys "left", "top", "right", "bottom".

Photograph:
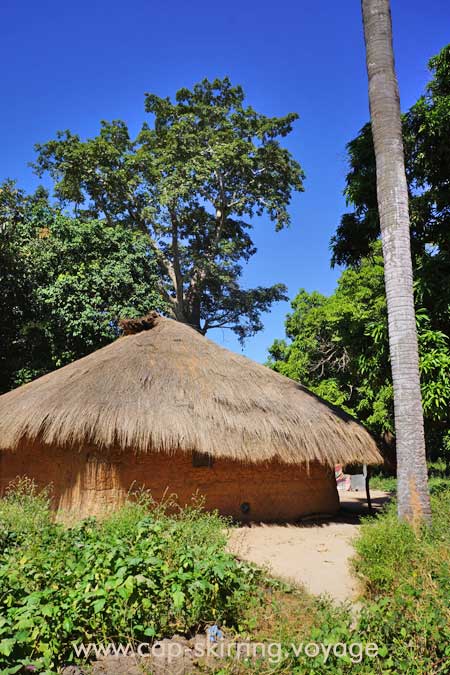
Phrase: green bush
[
  {"left": 0, "top": 489, "right": 259, "bottom": 674},
  {"left": 354, "top": 489, "right": 450, "bottom": 595},
  {"left": 351, "top": 490, "right": 450, "bottom": 673},
  {"left": 428, "top": 457, "right": 449, "bottom": 478},
  {"left": 429, "top": 476, "right": 450, "bottom": 495},
  {"left": 2, "top": 483, "right": 449, "bottom": 675}
]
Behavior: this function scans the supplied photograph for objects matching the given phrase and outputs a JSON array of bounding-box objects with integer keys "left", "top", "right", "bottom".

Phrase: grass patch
[
  {"left": 369, "top": 474, "right": 397, "bottom": 492},
  {"left": 370, "top": 472, "right": 450, "bottom": 496},
  {"left": 370, "top": 459, "right": 450, "bottom": 495},
  {"left": 0, "top": 478, "right": 53, "bottom": 552}
]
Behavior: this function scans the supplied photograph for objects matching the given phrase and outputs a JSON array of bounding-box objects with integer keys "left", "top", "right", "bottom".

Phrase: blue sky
[{"left": 2, "top": 0, "right": 449, "bottom": 362}]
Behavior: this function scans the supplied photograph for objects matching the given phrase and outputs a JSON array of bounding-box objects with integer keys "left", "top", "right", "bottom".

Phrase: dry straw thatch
[{"left": 0, "top": 313, "right": 381, "bottom": 466}]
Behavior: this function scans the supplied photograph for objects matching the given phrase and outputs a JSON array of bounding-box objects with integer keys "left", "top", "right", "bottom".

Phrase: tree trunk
[{"left": 361, "top": 0, "right": 431, "bottom": 522}]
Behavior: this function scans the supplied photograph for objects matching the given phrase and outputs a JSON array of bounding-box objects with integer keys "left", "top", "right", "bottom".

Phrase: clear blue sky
[{"left": 2, "top": 0, "right": 449, "bottom": 361}]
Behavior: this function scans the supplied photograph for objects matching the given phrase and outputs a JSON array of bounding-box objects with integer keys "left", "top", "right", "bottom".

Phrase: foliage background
[
  {"left": 0, "top": 183, "right": 166, "bottom": 393},
  {"left": 268, "top": 45, "right": 450, "bottom": 460}
]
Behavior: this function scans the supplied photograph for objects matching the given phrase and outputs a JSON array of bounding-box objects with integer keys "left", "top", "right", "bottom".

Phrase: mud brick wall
[{"left": 0, "top": 444, "right": 339, "bottom": 521}]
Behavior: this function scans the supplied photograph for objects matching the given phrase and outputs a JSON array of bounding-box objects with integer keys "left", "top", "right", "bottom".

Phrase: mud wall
[{"left": 0, "top": 444, "right": 339, "bottom": 521}]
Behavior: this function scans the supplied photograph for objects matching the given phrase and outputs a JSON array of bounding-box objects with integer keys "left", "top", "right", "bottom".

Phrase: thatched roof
[{"left": 0, "top": 314, "right": 381, "bottom": 466}]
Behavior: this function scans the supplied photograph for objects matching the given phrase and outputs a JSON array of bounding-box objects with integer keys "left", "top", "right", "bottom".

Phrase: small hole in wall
[
  {"left": 240, "top": 502, "right": 250, "bottom": 514},
  {"left": 192, "top": 451, "right": 214, "bottom": 468}
]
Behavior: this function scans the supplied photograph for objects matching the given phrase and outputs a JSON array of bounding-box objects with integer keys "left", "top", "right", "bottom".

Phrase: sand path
[{"left": 228, "top": 490, "right": 391, "bottom": 603}]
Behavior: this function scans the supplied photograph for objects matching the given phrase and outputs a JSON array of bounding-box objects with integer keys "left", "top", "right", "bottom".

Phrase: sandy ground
[{"left": 228, "top": 490, "right": 391, "bottom": 603}]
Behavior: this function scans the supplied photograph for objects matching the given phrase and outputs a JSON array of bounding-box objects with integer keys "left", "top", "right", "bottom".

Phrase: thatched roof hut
[{"left": 0, "top": 313, "right": 381, "bottom": 520}]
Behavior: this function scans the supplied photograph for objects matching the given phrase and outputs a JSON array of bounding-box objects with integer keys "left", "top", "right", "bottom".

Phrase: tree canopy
[
  {"left": 0, "top": 182, "right": 165, "bottom": 393},
  {"left": 33, "top": 77, "right": 304, "bottom": 341}
]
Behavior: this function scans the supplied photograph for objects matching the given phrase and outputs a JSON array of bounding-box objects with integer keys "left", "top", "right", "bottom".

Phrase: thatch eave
[{"left": 0, "top": 315, "right": 382, "bottom": 467}]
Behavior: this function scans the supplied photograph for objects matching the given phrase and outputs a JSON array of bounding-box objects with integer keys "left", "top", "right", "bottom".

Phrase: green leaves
[
  {"left": 0, "top": 188, "right": 166, "bottom": 393},
  {"left": 92, "top": 599, "right": 106, "bottom": 614},
  {"left": 171, "top": 589, "right": 185, "bottom": 610},
  {"left": 0, "top": 491, "right": 258, "bottom": 672},
  {"left": 267, "top": 247, "right": 393, "bottom": 435},
  {"left": 0, "top": 639, "right": 15, "bottom": 656}
]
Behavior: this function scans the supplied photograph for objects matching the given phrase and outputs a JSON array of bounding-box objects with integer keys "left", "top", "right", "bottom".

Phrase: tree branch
[{"left": 169, "top": 206, "right": 184, "bottom": 311}]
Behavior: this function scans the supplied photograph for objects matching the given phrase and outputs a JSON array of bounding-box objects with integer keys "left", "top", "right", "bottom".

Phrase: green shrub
[
  {"left": 2, "top": 484, "right": 449, "bottom": 675},
  {"left": 355, "top": 576, "right": 450, "bottom": 674},
  {"left": 428, "top": 457, "right": 449, "bottom": 478},
  {"left": 350, "top": 490, "right": 450, "bottom": 673},
  {"left": 354, "top": 489, "right": 450, "bottom": 594},
  {"left": 0, "top": 489, "right": 259, "bottom": 674},
  {"left": 429, "top": 476, "right": 450, "bottom": 495}
]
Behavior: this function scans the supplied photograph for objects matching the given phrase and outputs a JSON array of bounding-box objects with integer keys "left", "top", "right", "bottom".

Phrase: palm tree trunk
[{"left": 361, "top": 0, "right": 431, "bottom": 522}]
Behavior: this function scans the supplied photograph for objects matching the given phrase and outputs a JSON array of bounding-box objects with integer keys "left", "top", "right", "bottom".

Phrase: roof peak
[{"left": 118, "top": 311, "right": 161, "bottom": 336}]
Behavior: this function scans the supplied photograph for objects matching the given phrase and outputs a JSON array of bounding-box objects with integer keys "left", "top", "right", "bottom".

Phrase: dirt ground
[
  {"left": 227, "top": 490, "right": 391, "bottom": 602},
  {"left": 62, "top": 634, "right": 274, "bottom": 675}
]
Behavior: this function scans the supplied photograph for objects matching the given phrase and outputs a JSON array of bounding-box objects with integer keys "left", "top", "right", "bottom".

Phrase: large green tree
[
  {"left": 268, "top": 244, "right": 450, "bottom": 456},
  {"left": 0, "top": 182, "right": 165, "bottom": 393},
  {"left": 33, "top": 78, "right": 304, "bottom": 341},
  {"left": 332, "top": 43, "right": 450, "bottom": 450},
  {"left": 331, "top": 45, "right": 450, "bottom": 368}
]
